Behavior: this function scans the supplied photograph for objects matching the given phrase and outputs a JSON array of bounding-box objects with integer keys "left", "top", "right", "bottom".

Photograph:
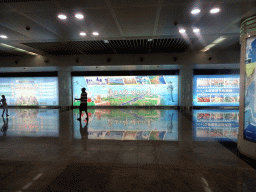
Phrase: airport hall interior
[{"left": 1, "top": 0, "right": 256, "bottom": 191}]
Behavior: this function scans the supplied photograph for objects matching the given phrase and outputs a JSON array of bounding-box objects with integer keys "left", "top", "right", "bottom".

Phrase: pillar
[{"left": 58, "top": 66, "right": 72, "bottom": 110}]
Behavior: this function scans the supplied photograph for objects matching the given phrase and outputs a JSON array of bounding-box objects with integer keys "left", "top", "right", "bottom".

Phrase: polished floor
[{"left": 0, "top": 108, "right": 255, "bottom": 192}]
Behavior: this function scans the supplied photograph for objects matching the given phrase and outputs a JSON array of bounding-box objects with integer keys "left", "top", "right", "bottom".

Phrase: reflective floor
[
  {"left": 73, "top": 109, "right": 178, "bottom": 141},
  {"left": 0, "top": 108, "right": 255, "bottom": 192}
]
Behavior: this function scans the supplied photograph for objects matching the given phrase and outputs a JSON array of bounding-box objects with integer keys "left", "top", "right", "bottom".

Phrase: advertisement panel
[
  {"left": 73, "top": 75, "right": 178, "bottom": 106},
  {"left": 0, "top": 77, "right": 58, "bottom": 106},
  {"left": 193, "top": 75, "right": 240, "bottom": 106},
  {"left": 244, "top": 36, "right": 256, "bottom": 143}
]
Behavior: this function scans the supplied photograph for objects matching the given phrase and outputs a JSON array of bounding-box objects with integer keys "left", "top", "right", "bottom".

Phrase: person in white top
[
  {"left": 75, "top": 88, "right": 88, "bottom": 121},
  {"left": 1, "top": 95, "right": 9, "bottom": 117}
]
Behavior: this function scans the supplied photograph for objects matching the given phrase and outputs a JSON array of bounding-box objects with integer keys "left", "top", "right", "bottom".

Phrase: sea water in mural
[
  {"left": 244, "top": 36, "right": 256, "bottom": 143},
  {"left": 193, "top": 110, "right": 239, "bottom": 141},
  {"left": 0, "top": 77, "right": 58, "bottom": 106},
  {"left": 0, "top": 109, "right": 59, "bottom": 137},
  {"left": 73, "top": 75, "right": 178, "bottom": 106},
  {"left": 193, "top": 75, "right": 240, "bottom": 106},
  {"left": 73, "top": 109, "right": 178, "bottom": 141}
]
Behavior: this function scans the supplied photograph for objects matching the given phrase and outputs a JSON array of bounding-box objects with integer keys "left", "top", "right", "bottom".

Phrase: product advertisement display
[
  {"left": 0, "top": 77, "right": 58, "bottom": 106},
  {"left": 73, "top": 75, "right": 178, "bottom": 106},
  {"left": 193, "top": 75, "right": 240, "bottom": 106},
  {"left": 244, "top": 36, "right": 256, "bottom": 143}
]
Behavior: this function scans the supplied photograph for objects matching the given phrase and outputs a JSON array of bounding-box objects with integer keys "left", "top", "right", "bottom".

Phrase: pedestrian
[
  {"left": 75, "top": 88, "right": 88, "bottom": 121},
  {"left": 1, "top": 95, "right": 9, "bottom": 117}
]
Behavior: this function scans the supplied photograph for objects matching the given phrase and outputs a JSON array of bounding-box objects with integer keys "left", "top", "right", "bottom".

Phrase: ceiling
[{"left": 0, "top": 0, "right": 256, "bottom": 56}]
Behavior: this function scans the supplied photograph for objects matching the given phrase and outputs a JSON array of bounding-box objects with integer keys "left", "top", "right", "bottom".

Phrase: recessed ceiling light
[
  {"left": 80, "top": 32, "right": 86, "bottom": 36},
  {"left": 75, "top": 13, "right": 84, "bottom": 20},
  {"left": 210, "top": 8, "right": 220, "bottom": 14},
  {"left": 104, "top": 40, "right": 109, "bottom": 43},
  {"left": 0, "top": 35, "right": 7, "bottom": 39},
  {"left": 193, "top": 28, "right": 200, "bottom": 33},
  {"left": 58, "top": 14, "right": 67, "bottom": 20},
  {"left": 92, "top": 32, "right": 99, "bottom": 36},
  {"left": 191, "top": 9, "right": 200, "bottom": 14},
  {"left": 179, "top": 29, "right": 186, "bottom": 34}
]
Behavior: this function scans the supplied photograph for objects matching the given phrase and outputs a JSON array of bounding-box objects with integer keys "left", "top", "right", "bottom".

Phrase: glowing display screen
[
  {"left": 0, "top": 77, "right": 58, "bottom": 106},
  {"left": 73, "top": 109, "right": 178, "bottom": 141},
  {"left": 193, "top": 75, "right": 240, "bottom": 106},
  {"left": 244, "top": 36, "right": 256, "bottom": 143},
  {"left": 193, "top": 110, "right": 239, "bottom": 141},
  {"left": 73, "top": 75, "right": 178, "bottom": 106}
]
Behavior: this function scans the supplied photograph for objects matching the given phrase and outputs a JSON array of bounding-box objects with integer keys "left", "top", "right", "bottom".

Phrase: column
[
  {"left": 238, "top": 15, "right": 256, "bottom": 160},
  {"left": 58, "top": 66, "right": 72, "bottom": 110},
  {"left": 179, "top": 65, "right": 193, "bottom": 114}
]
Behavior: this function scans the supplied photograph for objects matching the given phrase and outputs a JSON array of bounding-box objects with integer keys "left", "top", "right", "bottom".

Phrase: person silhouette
[
  {"left": 1, "top": 116, "right": 8, "bottom": 138},
  {"left": 75, "top": 88, "right": 89, "bottom": 121},
  {"left": 80, "top": 117, "right": 89, "bottom": 151},
  {"left": 1, "top": 95, "right": 9, "bottom": 117}
]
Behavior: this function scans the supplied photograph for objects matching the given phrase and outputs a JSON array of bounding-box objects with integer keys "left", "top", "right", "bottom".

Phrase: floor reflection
[
  {"left": 73, "top": 109, "right": 178, "bottom": 141},
  {"left": 193, "top": 109, "right": 239, "bottom": 141},
  {"left": 0, "top": 109, "right": 59, "bottom": 138},
  {"left": 0, "top": 108, "right": 240, "bottom": 142}
]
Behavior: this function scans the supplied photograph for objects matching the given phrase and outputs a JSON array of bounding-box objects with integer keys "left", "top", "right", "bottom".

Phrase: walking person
[
  {"left": 75, "top": 88, "right": 88, "bottom": 121},
  {"left": 1, "top": 95, "right": 9, "bottom": 117}
]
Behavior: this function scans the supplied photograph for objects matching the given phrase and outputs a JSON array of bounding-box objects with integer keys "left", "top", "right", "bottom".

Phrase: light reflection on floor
[
  {"left": 0, "top": 109, "right": 59, "bottom": 138},
  {"left": 73, "top": 109, "right": 179, "bottom": 141},
  {"left": 0, "top": 108, "right": 240, "bottom": 142},
  {"left": 193, "top": 109, "right": 239, "bottom": 142}
]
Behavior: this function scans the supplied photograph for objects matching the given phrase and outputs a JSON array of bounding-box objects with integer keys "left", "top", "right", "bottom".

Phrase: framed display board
[
  {"left": 72, "top": 74, "right": 178, "bottom": 106},
  {"left": 193, "top": 75, "right": 240, "bottom": 106}
]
